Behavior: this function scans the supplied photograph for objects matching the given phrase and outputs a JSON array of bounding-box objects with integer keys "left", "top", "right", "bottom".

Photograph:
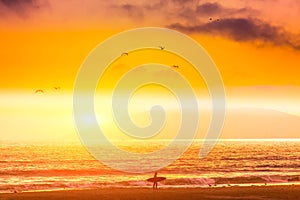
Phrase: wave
[
  {"left": 163, "top": 178, "right": 215, "bottom": 186},
  {"left": 0, "top": 169, "right": 120, "bottom": 176},
  {"left": 2, "top": 175, "right": 300, "bottom": 193},
  {"left": 260, "top": 175, "right": 292, "bottom": 183}
]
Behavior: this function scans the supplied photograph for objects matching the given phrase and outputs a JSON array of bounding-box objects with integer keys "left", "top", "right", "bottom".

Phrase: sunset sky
[{"left": 1, "top": 0, "right": 300, "bottom": 143}]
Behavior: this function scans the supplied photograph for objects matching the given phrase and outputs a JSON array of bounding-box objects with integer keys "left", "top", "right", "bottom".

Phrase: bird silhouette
[
  {"left": 209, "top": 17, "right": 213, "bottom": 21},
  {"left": 35, "top": 89, "right": 44, "bottom": 93},
  {"left": 171, "top": 65, "right": 179, "bottom": 68},
  {"left": 122, "top": 52, "right": 128, "bottom": 56},
  {"left": 159, "top": 46, "right": 165, "bottom": 50},
  {"left": 53, "top": 87, "right": 61, "bottom": 90}
]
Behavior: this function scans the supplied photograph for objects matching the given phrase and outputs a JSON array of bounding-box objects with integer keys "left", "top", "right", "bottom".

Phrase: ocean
[{"left": 1, "top": 139, "right": 300, "bottom": 193}]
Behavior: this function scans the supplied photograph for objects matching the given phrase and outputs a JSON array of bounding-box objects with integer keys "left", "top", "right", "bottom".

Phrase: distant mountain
[{"left": 221, "top": 108, "right": 300, "bottom": 138}]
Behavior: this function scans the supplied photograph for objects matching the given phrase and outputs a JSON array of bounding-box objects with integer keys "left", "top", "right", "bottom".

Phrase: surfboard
[{"left": 146, "top": 177, "right": 166, "bottom": 182}]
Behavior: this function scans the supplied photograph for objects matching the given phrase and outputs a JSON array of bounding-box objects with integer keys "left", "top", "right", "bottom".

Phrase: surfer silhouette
[
  {"left": 146, "top": 171, "right": 166, "bottom": 189},
  {"left": 153, "top": 172, "right": 158, "bottom": 189}
]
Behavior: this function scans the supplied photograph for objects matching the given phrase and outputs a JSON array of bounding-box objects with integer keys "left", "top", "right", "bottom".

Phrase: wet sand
[{"left": 1, "top": 185, "right": 300, "bottom": 200}]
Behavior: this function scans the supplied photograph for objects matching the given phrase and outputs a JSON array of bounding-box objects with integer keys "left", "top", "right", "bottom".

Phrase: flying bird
[
  {"left": 171, "top": 65, "right": 179, "bottom": 68},
  {"left": 53, "top": 86, "right": 61, "bottom": 90},
  {"left": 209, "top": 17, "right": 213, "bottom": 21},
  {"left": 35, "top": 89, "right": 44, "bottom": 93},
  {"left": 122, "top": 52, "right": 128, "bottom": 56},
  {"left": 159, "top": 46, "right": 165, "bottom": 50}
]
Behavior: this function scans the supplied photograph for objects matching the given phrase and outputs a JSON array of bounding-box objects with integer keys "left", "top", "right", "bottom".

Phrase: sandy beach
[{"left": 1, "top": 185, "right": 300, "bottom": 200}]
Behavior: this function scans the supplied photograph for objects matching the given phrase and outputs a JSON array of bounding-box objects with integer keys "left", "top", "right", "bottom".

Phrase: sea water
[{"left": 1, "top": 139, "right": 300, "bottom": 193}]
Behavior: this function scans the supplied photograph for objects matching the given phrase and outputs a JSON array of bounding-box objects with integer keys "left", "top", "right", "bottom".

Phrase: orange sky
[
  {"left": 1, "top": 0, "right": 300, "bottom": 142},
  {"left": 0, "top": 1, "right": 300, "bottom": 89}
]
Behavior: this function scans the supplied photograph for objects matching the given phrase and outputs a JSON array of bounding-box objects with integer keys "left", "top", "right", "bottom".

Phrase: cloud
[
  {"left": 196, "top": 2, "right": 224, "bottom": 16},
  {"left": 108, "top": 1, "right": 300, "bottom": 49},
  {"left": 120, "top": 3, "right": 144, "bottom": 19},
  {"left": 169, "top": 18, "right": 300, "bottom": 50},
  {"left": 112, "top": 0, "right": 258, "bottom": 26},
  {"left": 0, "top": 0, "right": 47, "bottom": 18},
  {"left": 114, "top": 1, "right": 168, "bottom": 22},
  {"left": 195, "top": 2, "right": 256, "bottom": 17},
  {"left": 128, "top": 0, "right": 193, "bottom": 18}
]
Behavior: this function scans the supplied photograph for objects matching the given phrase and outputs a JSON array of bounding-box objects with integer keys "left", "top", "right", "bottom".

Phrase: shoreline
[
  {"left": 2, "top": 181, "right": 300, "bottom": 194},
  {"left": 1, "top": 185, "right": 300, "bottom": 200}
]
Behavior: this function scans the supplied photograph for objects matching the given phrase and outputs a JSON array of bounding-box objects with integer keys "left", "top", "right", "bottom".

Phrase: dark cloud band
[
  {"left": 0, "top": 0, "right": 46, "bottom": 17},
  {"left": 169, "top": 18, "right": 300, "bottom": 50}
]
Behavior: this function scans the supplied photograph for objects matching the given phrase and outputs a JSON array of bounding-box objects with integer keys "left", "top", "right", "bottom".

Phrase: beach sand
[{"left": 1, "top": 185, "right": 300, "bottom": 200}]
